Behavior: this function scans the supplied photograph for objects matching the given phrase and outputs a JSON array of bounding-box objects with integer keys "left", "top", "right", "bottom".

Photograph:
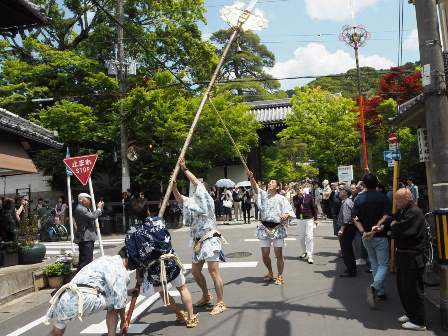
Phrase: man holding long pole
[{"left": 73, "top": 193, "right": 104, "bottom": 272}]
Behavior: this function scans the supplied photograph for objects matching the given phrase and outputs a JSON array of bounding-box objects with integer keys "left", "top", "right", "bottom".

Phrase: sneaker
[
  {"left": 401, "top": 322, "right": 426, "bottom": 331},
  {"left": 398, "top": 315, "right": 410, "bottom": 323},
  {"left": 307, "top": 257, "right": 314, "bottom": 264},
  {"left": 356, "top": 258, "right": 367, "bottom": 266},
  {"left": 299, "top": 253, "right": 307, "bottom": 259},
  {"left": 366, "top": 286, "right": 377, "bottom": 309}
]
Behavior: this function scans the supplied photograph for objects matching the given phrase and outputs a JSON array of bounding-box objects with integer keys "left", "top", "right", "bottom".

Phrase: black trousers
[
  {"left": 77, "top": 241, "right": 94, "bottom": 272},
  {"left": 340, "top": 225, "right": 357, "bottom": 274},
  {"left": 396, "top": 253, "right": 426, "bottom": 326},
  {"left": 242, "top": 207, "right": 251, "bottom": 223}
]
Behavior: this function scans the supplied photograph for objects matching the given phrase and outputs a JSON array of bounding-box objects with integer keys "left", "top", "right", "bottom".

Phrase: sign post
[
  {"left": 88, "top": 177, "right": 104, "bottom": 256},
  {"left": 63, "top": 154, "right": 104, "bottom": 256},
  {"left": 337, "top": 165, "right": 354, "bottom": 184},
  {"left": 387, "top": 133, "right": 400, "bottom": 273},
  {"left": 65, "top": 148, "right": 76, "bottom": 256}
]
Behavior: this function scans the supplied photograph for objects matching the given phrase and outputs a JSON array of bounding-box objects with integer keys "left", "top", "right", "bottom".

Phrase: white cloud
[
  {"left": 304, "top": 0, "right": 380, "bottom": 22},
  {"left": 268, "top": 43, "right": 394, "bottom": 90},
  {"left": 403, "top": 29, "right": 419, "bottom": 50}
]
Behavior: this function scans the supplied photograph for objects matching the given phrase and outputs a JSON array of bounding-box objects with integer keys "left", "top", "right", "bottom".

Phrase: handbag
[{"left": 223, "top": 200, "right": 233, "bottom": 208}]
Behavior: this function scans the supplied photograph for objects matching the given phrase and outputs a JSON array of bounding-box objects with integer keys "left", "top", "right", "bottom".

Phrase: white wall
[{"left": 1, "top": 172, "right": 52, "bottom": 195}]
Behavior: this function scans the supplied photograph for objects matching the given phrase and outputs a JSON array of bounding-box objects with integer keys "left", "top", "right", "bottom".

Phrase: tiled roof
[
  {"left": 0, "top": 108, "right": 63, "bottom": 149},
  {"left": 394, "top": 93, "right": 425, "bottom": 127},
  {"left": 246, "top": 98, "right": 292, "bottom": 125},
  {"left": 0, "top": 0, "right": 47, "bottom": 32}
]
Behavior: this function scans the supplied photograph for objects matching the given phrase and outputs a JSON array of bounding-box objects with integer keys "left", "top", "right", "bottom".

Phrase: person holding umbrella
[
  {"left": 247, "top": 170, "right": 295, "bottom": 285},
  {"left": 172, "top": 158, "right": 227, "bottom": 316}
]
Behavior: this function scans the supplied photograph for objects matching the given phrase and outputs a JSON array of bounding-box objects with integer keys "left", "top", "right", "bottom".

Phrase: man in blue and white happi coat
[
  {"left": 125, "top": 200, "right": 198, "bottom": 328},
  {"left": 172, "top": 158, "right": 227, "bottom": 316},
  {"left": 247, "top": 170, "right": 295, "bottom": 285},
  {"left": 45, "top": 248, "right": 130, "bottom": 336}
]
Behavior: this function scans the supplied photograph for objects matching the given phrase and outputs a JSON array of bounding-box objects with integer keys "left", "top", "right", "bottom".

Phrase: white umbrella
[
  {"left": 215, "top": 178, "right": 235, "bottom": 188},
  {"left": 236, "top": 181, "right": 251, "bottom": 188}
]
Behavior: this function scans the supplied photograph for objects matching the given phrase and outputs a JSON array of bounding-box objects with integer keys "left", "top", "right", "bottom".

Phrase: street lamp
[{"left": 339, "top": 24, "right": 371, "bottom": 173}]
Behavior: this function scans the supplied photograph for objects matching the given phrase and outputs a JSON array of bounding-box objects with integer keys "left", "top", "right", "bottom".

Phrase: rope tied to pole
[{"left": 207, "top": 96, "right": 250, "bottom": 172}]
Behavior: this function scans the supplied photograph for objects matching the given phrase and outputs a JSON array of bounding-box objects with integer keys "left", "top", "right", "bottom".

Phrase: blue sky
[{"left": 201, "top": 0, "right": 420, "bottom": 89}]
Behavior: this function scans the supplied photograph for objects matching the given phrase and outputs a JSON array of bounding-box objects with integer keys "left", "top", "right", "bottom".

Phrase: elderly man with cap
[
  {"left": 373, "top": 188, "right": 427, "bottom": 331},
  {"left": 73, "top": 193, "right": 104, "bottom": 271}
]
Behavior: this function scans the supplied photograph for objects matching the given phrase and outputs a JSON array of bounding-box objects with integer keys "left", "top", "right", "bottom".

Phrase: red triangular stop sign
[{"left": 63, "top": 154, "right": 98, "bottom": 185}]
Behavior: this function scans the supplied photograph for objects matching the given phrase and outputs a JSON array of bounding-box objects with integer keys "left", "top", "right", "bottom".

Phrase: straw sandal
[
  {"left": 263, "top": 273, "right": 274, "bottom": 282},
  {"left": 274, "top": 275, "right": 284, "bottom": 285},
  {"left": 194, "top": 294, "right": 213, "bottom": 307},
  {"left": 209, "top": 302, "right": 227, "bottom": 315},
  {"left": 176, "top": 310, "right": 187, "bottom": 322},
  {"left": 186, "top": 314, "right": 199, "bottom": 328}
]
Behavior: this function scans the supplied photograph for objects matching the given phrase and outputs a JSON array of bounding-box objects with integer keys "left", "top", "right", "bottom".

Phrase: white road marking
[
  {"left": 5, "top": 316, "right": 47, "bottom": 336},
  {"left": 244, "top": 238, "right": 297, "bottom": 242},
  {"left": 45, "top": 250, "right": 100, "bottom": 255},
  {"left": 183, "top": 261, "right": 258, "bottom": 269}
]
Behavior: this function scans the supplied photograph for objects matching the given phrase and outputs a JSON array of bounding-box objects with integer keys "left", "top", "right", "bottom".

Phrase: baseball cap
[{"left": 78, "top": 193, "right": 92, "bottom": 201}]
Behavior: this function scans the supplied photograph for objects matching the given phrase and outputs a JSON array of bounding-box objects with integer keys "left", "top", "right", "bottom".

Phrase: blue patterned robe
[{"left": 126, "top": 216, "right": 180, "bottom": 287}]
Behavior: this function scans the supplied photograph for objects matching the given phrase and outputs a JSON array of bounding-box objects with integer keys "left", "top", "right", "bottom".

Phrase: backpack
[{"left": 232, "top": 191, "right": 241, "bottom": 202}]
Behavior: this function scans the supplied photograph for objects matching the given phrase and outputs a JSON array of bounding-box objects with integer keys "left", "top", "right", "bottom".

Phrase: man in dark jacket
[
  {"left": 73, "top": 193, "right": 104, "bottom": 271},
  {"left": 353, "top": 174, "right": 390, "bottom": 308},
  {"left": 337, "top": 186, "right": 356, "bottom": 277},
  {"left": 293, "top": 186, "right": 317, "bottom": 264},
  {"left": 373, "top": 188, "right": 426, "bottom": 331}
]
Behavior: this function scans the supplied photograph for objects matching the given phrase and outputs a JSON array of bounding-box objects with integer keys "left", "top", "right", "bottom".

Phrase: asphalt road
[{"left": 1, "top": 220, "right": 444, "bottom": 336}]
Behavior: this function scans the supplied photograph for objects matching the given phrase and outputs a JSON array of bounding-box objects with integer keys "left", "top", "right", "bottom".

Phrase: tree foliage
[
  {"left": 279, "top": 87, "right": 358, "bottom": 179},
  {"left": 211, "top": 29, "right": 282, "bottom": 101},
  {"left": 307, "top": 67, "right": 384, "bottom": 98}
]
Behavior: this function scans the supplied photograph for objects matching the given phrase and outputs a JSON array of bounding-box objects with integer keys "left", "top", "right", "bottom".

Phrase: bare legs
[
  {"left": 49, "top": 327, "right": 65, "bottom": 336},
  {"left": 165, "top": 285, "right": 194, "bottom": 319},
  {"left": 274, "top": 247, "right": 284, "bottom": 276},
  {"left": 105, "top": 309, "right": 119, "bottom": 336},
  {"left": 261, "top": 246, "right": 284, "bottom": 276},
  {"left": 191, "top": 260, "right": 224, "bottom": 304},
  {"left": 261, "top": 247, "right": 273, "bottom": 276}
]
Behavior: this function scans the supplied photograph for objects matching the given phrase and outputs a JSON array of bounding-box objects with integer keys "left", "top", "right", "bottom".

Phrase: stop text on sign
[{"left": 63, "top": 154, "right": 98, "bottom": 185}]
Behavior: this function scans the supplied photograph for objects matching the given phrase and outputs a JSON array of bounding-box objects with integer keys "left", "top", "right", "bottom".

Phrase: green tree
[
  {"left": 211, "top": 29, "right": 282, "bottom": 101},
  {"left": 279, "top": 87, "right": 359, "bottom": 179},
  {"left": 0, "top": 0, "right": 216, "bottom": 83},
  {"left": 118, "top": 75, "right": 260, "bottom": 191},
  {"left": 308, "top": 67, "right": 384, "bottom": 98}
]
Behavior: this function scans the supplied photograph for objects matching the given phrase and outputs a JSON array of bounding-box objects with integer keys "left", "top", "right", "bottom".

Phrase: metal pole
[
  {"left": 414, "top": 0, "right": 448, "bottom": 329},
  {"left": 66, "top": 175, "right": 76, "bottom": 255},
  {"left": 88, "top": 177, "right": 104, "bottom": 256},
  {"left": 158, "top": 24, "right": 247, "bottom": 217},
  {"left": 117, "top": 0, "right": 130, "bottom": 193}
]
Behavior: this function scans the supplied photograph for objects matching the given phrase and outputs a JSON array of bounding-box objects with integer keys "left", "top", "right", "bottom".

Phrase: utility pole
[
  {"left": 117, "top": 0, "right": 130, "bottom": 193},
  {"left": 414, "top": 0, "right": 448, "bottom": 330}
]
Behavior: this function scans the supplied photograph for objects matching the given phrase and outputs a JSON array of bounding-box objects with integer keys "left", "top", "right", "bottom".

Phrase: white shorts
[
  {"left": 259, "top": 238, "right": 284, "bottom": 248},
  {"left": 193, "top": 251, "right": 220, "bottom": 264},
  {"left": 144, "top": 272, "right": 186, "bottom": 296}
]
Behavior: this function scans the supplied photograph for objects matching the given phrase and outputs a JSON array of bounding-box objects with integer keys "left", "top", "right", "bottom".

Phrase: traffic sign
[
  {"left": 63, "top": 154, "right": 98, "bottom": 185},
  {"left": 387, "top": 160, "right": 394, "bottom": 168},
  {"left": 383, "top": 150, "right": 401, "bottom": 161},
  {"left": 388, "top": 133, "right": 398, "bottom": 144},
  {"left": 389, "top": 143, "right": 398, "bottom": 151}
]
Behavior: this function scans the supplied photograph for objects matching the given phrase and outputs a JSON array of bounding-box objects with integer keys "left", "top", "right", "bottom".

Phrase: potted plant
[
  {"left": 0, "top": 241, "right": 19, "bottom": 267},
  {"left": 43, "top": 262, "right": 66, "bottom": 288},
  {"left": 18, "top": 213, "right": 46, "bottom": 265}
]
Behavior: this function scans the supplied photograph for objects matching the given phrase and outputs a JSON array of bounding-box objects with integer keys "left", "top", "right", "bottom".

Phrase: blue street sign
[{"left": 383, "top": 150, "right": 401, "bottom": 161}]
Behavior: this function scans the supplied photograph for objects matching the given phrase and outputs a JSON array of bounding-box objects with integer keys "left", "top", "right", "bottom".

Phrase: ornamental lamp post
[{"left": 339, "top": 25, "right": 371, "bottom": 173}]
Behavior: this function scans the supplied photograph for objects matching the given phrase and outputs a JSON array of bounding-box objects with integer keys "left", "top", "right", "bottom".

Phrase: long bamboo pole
[{"left": 158, "top": 10, "right": 252, "bottom": 217}]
